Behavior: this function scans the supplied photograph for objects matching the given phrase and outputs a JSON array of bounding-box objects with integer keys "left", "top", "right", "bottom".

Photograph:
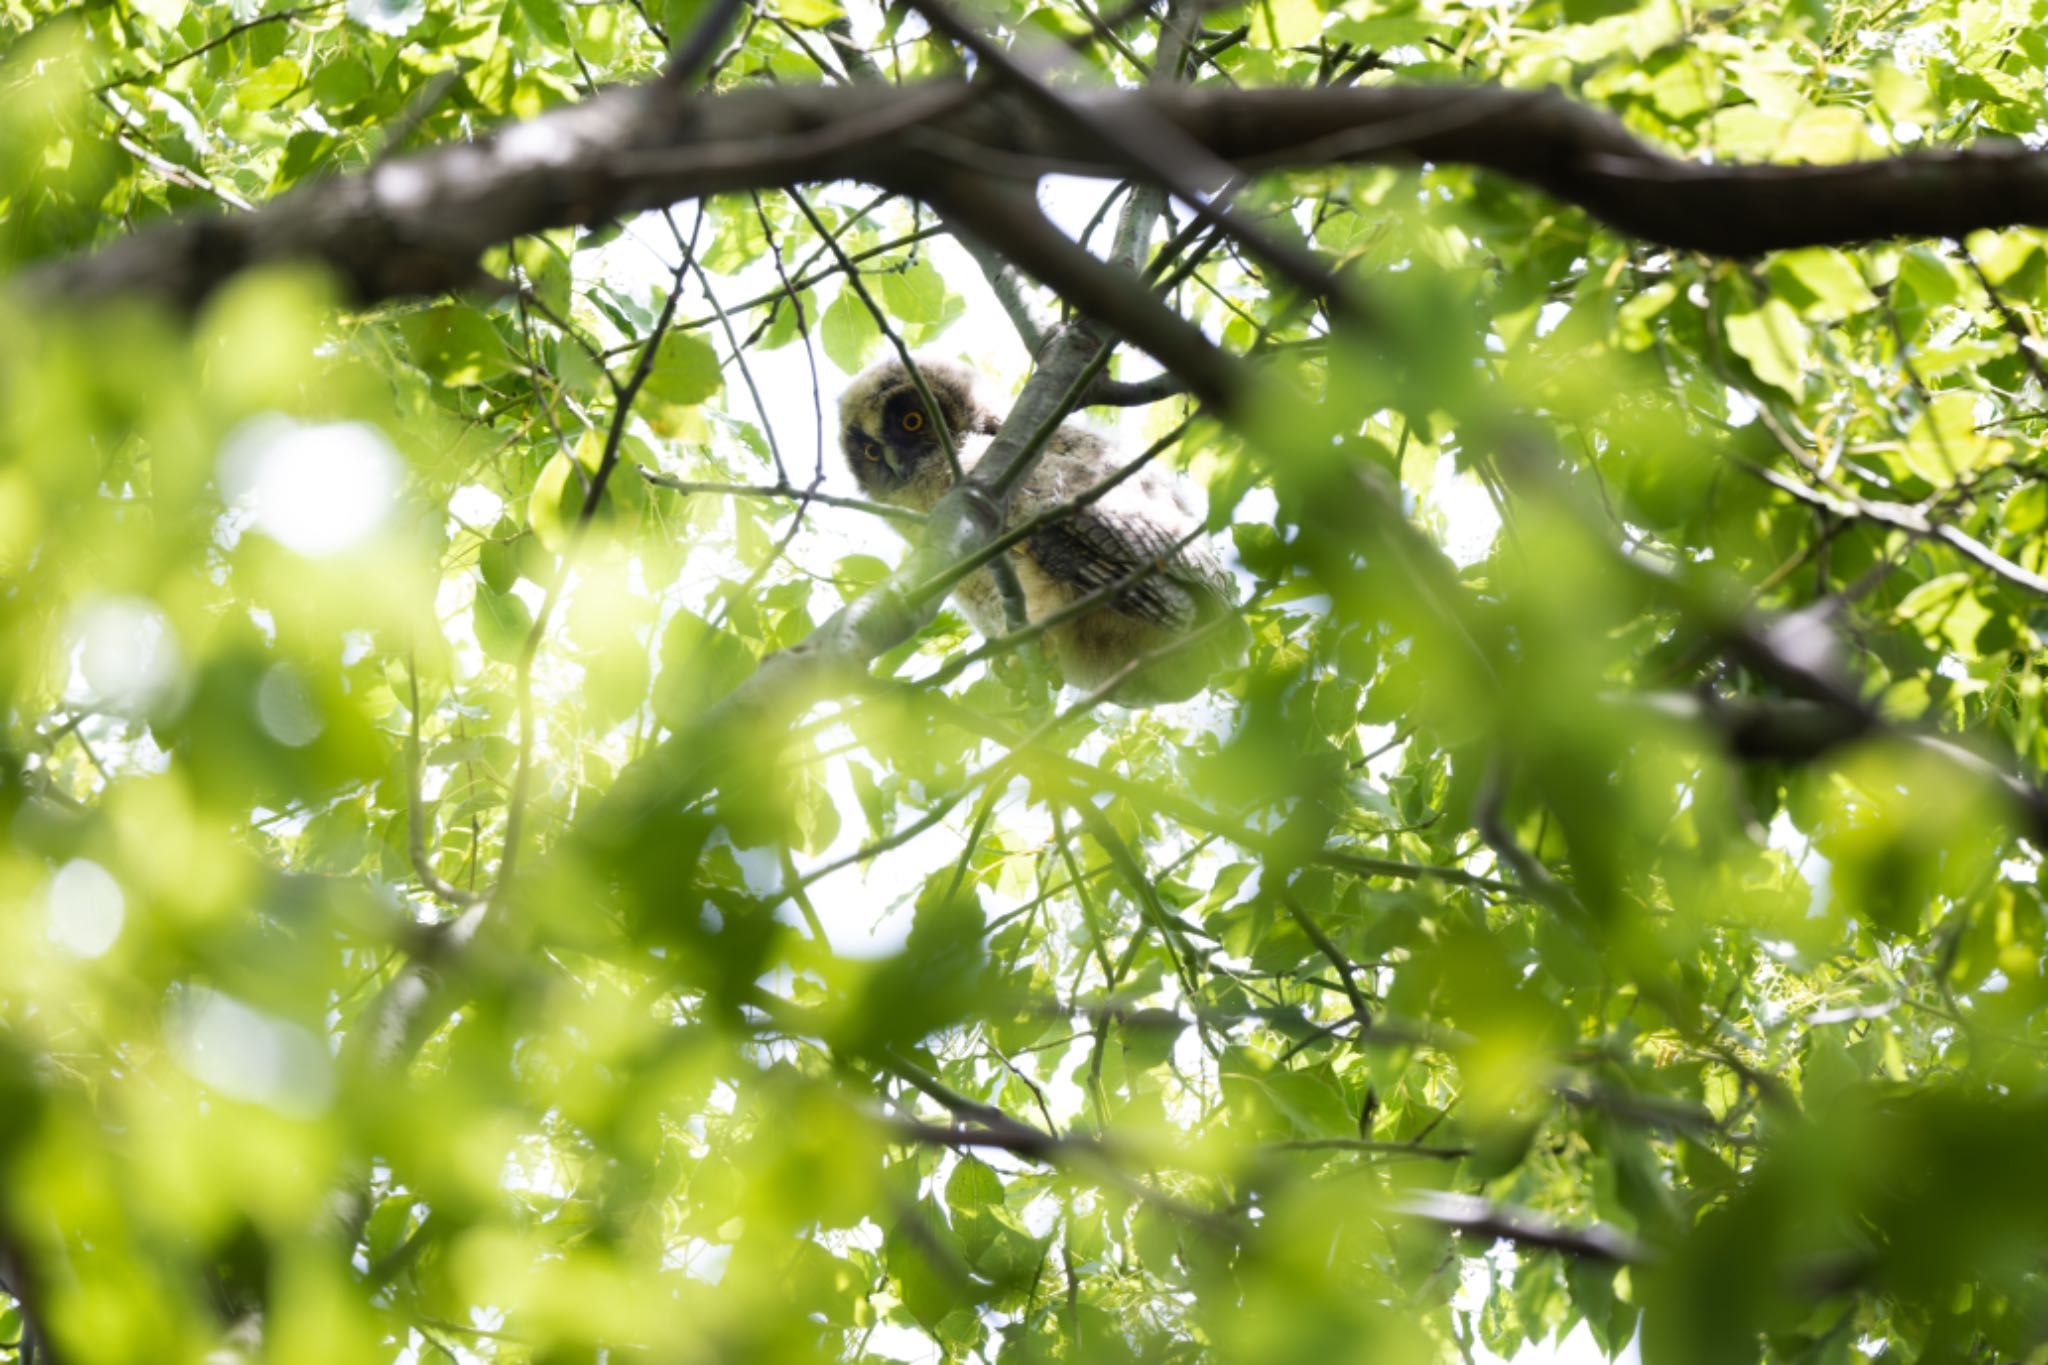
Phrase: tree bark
[{"left": 22, "top": 79, "right": 2048, "bottom": 317}]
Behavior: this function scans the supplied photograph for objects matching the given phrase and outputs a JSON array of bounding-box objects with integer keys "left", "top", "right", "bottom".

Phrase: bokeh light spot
[
  {"left": 255, "top": 664, "right": 325, "bottom": 747},
  {"left": 46, "top": 858, "right": 125, "bottom": 958},
  {"left": 63, "top": 595, "right": 181, "bottom": 715},
  {"left": 219, "top": 417, "right": 401, "bottom": 556},
  {"left": 167, "top": 987, "right": 334, "bottom": 1119}
]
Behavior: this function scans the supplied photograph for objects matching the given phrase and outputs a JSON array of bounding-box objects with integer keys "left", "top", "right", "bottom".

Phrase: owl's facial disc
[{"left": 849, "top": 385, "right": 949, "bottom": 489}]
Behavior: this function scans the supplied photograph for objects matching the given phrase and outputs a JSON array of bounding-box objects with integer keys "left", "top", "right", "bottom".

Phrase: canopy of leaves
[{"left": 5, "top": 1, "right": 2048, "bottom": 1364}]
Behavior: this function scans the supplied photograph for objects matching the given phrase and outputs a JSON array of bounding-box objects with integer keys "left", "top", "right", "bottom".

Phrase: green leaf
[
  {"left": 1896, "top": 571, "right": 1993, "bottom": 658},
  {"left": 759, "top": 289, "right": 813, "bottom": 350},
  {"left": 1781, "top": 106, "right": 1875, "bottom": 163},
  {"left": 515, "top": 237, "right": 573, "bottom": 319},
  {"left": 878, "top": 259, "right": 946, "bottom": 326},
  {"left": 1649, "top": 53, "right": 1718, "bottom": 120},
  {"left": 1253, "top": 0, "right": 1322, "bottom": 48},
  {"left": 780, "top": 0, "right": 844, "bottom": 24},
  {"left": 310, "top": 56, "right": 374, "bottom": 112},
  {"left": 479, "top": 540, "right": 519, "bottom": 592},
  {"left": 1615, "top": 281, "right": 1677, "bottom": 350},
  {"left": 1770, "top": 247, "right": 1876, "bottom": 322},
  {"left": 527, "top": 445, "right": 589, "bottom": 553},
  {"left": 1871, "top": 60, "right": 1934, "bottom": 123},
  {"left": 832, "top": 553, "right": 892, "bottom": 603},
  {"left": 820, "top": 287, "right": 880, "bottom": 375},
  {"left": 473, "top": 585, "right": 535, "bottom": 663},
  {"left": 884, "top": 1205, "right": 968, "bottom": 1327},
  {"left": 399, "top": 305, "right": 515, "bottom": 385},
  {"left": 944, "top": 1156, "right": 1002, "bottom": 1216},
  {"left": 516, "top": 0, "right": 569, "bottom": 44},
  {"left": 236, "top": 57, "right": 305, "bottom": 111},
  {"left": 273, "top": 131, "right": 334, "bottom": 191},
  {"left": 1723, "top": 298, "right": 1811, "bottom": 396},
  {"left": 2003, "top": 483, "right": 2048, "bottom": 536},
  {"left": 642, "top": 332, "right": 722, "bottom": 408},
  {"left": 1899, "top": 246, "right": 1960, "bottom": 308},
  {"left": 1903, "top": 392, "right": 1989, "bottom": 485},
  {"left": 1968, "top": 230, "right": 2046, "bottom": 288}
]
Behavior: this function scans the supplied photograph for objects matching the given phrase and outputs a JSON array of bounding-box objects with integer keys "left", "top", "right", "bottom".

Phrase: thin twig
[{"left": 405, "top": 655, "right": 482, "bottom": 908}]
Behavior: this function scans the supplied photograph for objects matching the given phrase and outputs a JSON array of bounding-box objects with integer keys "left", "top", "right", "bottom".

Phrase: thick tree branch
[
  {"left": 928, "top": 173, "right": 1243, "bottom": 409},
  {"left": 1390, "top": 1191, "right": 1647, "bottom": 1265},
  {"left": 1082, "top": 371, "right": 1191, "bottom": 406},
  {"left": 28, "top": 80, "right": 2048, "bottom": 320}
]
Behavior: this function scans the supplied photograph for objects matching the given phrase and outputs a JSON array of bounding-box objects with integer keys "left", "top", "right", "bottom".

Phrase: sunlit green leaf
[
  {"left": 400, "top": 305, "right": 516, "bottom": 385},
  {"left": 643, "top": 331, "right": 723, "bottom": 409},
  {"left": 1903, "top": 392, "right": 1990, "bottom": 485},
  {"left": 236, "top": 57, "right": 304, "bottom": 111},
  {"left": 1770, "top": 248, "right": 1876, "bottom": 322},
  {"left": 820, "top": 286, "right": 880, "bottom": 374},
  {"left": 1723, "top": 297, "right": 1811, "bottom": 396},
  {"left": 473, "top": 584, "right": 535, "bottom": 663}
]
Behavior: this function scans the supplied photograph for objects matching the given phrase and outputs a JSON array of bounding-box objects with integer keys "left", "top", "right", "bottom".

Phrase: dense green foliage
[{"left": 7, "top": 1, "right": 2048, "bottom": 1363}]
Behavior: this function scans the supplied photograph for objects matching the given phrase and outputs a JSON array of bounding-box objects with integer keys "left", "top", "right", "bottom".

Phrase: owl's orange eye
[
  {"left": 862, "top": 443, "right": 883, "bottom": 462},
  {"left": 901, "top": 411, "right": 925, "bottom": 432}
]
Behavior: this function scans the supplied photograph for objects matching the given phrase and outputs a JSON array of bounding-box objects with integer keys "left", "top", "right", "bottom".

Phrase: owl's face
[{"left": 838, "top": 358, "right": 990, "bottom": 500}]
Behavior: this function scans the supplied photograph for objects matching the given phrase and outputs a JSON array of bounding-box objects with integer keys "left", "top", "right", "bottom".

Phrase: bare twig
[
  {"left": 93, "top": 4, "right": 333, "bottom": 92},
  {"left": 638, "top": 470, "right": 923, "bottom": 524}
]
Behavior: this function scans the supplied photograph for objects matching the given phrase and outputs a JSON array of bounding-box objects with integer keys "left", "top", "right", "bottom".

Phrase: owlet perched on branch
[{"left": 839, "top": 357, "right": 1246, "bottom": 706}]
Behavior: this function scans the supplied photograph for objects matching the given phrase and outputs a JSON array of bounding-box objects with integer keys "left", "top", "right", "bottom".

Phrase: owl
[{"left": 838, "top": 357, "right": 1246, "bottom": 706}]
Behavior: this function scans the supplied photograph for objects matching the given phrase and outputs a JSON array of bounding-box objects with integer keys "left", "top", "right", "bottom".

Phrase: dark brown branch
[
  {"left": 928, "top": 173, "right": 1243, "bottom": 409},
  {"left": 1390, "top": 1191, "right": 1647, "bottom": 1265},
  {"left": 31, "top": 79, "right": 2048, "bottom": 323},
  {"left": 1081, "top": 371, "right": 1191, "bottom": 406},
  {"left": 1268, "top": 1137, "right": 1473, "bottom": 1158}
]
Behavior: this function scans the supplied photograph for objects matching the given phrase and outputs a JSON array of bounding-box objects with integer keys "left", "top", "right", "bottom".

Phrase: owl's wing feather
[{"left": 1025, "top": 503, "right": 1230, "bottom": 633}]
